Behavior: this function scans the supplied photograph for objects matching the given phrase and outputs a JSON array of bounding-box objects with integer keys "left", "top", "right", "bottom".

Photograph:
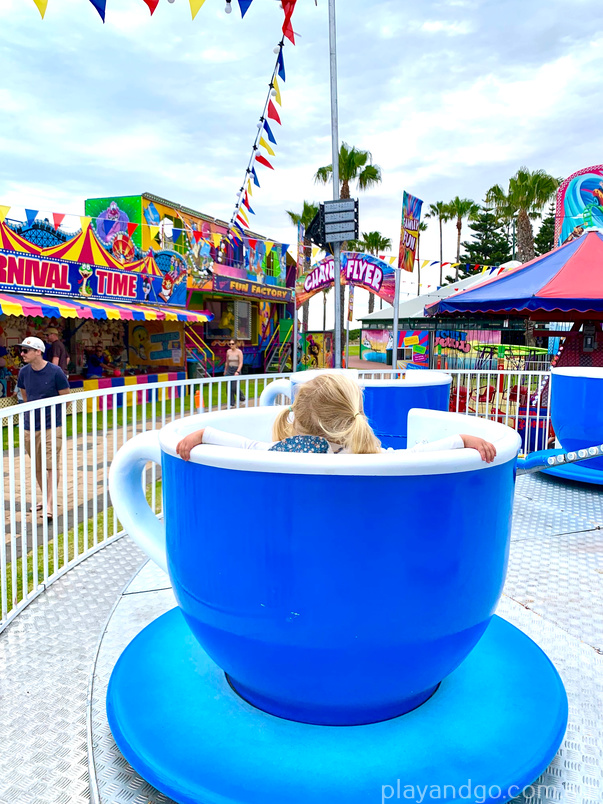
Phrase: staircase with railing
[
  {"left": 185, "top": 326, "right": 215, "bottom": 377},
  {"left": 264, "top": 323, "right": 293, "bottom": 373}
]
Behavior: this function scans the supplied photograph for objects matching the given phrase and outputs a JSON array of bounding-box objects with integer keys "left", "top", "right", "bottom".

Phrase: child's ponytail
[{"left": 272, "top": 406, "right": 295, "bottom": 442}]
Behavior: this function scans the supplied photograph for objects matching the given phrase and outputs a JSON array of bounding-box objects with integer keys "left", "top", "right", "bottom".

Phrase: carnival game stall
[{"left": 426, "top": 230, "right": 603, "bottom": 479}]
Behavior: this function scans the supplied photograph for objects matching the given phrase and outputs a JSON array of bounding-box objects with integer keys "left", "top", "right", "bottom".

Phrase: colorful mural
[
  {"left": 298, "top": 331, "right": 334, "bottom": 370},
  {"left": 555, "top": 164, "right": 603, "bottom": 246},
  {"left": 434, "top": 330, "right": 501, "bottom": 369},
  {"left": 85, "top": 195, "right": 143, "bottom": 250},
  {"left": 128, "top": 321, "right": 185, "bottom": 367},
  {"left": 361, "top": 329, "right": 429, "bottom": 368}
]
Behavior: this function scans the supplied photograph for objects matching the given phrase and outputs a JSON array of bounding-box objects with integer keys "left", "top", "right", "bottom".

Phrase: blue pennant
[
  {"left": 25, "top": 209, "right": 38, "bottom": 227},
  {"left": 277, "top": 49, "right": 286, "bottom": 82},
  {"left": 238, "top": 0, "right": 253, "bottom": 17},
  {"left": 103, "top": 218, "right": 114, "bottom": 238},
  {"left": 263, "top": 119, "right": 277, "bottom": 144},
  {"left": 251, "top": 167, "right": 260, "bottom": 187},
  {"left": 172, "top": 227, "right": 182, "bottom": 243},
  {"left": 88, "top": 0, "right": 106, "bottom": 21}
]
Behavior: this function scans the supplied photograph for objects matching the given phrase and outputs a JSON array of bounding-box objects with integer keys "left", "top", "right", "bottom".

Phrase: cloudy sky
[{"left": 1, "top": 0, "right": 602, "bottom": 327}]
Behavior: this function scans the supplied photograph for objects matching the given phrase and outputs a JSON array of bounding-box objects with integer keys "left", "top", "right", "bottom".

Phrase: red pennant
[
  {"left": 127, "top": 222, "right": 139, "bottom": 237},
  {"left": 52, "top": 213, "right": 65, "bottom": 231},
  {"left": 142, "top": 0, "right": 160, "bottom": 14},
  {"left": 267, "top": 100, "right": 282, "bottom": 125},
  {"left": 248, "top": 238, "right": 257, "bottom": 249},
  {"left": 282, "top": 0, "right": 297, "bottom": 44},
  {"left": 192, "top": 231, "right": 204, "bottom": 243},
  {"left": 255, "top": 154, "right": 274, "bottom": 169},
  {"left": 236, "top": 215, "right": 248, "bottom": 229}
]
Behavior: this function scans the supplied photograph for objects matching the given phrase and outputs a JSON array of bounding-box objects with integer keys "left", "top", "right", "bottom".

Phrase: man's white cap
[{"left": 18, "top": 336, "right": 45, "bottom": 352}]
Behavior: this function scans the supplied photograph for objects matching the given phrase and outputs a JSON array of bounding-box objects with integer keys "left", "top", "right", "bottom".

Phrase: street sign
[{"left": 321, "top": 198, "right": 358, "bottom": 244}]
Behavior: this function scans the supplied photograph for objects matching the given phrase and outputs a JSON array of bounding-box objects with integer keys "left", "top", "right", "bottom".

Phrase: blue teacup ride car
[{"left": 108, "top": 406, "right": 567, "bottom": 804}]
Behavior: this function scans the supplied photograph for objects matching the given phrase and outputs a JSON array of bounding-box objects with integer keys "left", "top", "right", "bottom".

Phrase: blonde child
[{"left": 176, "top": 373, "right": 496, "bottom": 462}]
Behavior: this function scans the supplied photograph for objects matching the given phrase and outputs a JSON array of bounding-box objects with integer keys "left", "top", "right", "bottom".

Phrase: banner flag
[
  {"left": 248, "top": 238, "right": 257, "bottom": 249},
  {"left": 263, "top": 119, "right": 277, "bottom": 144},
  {"left": 259, "top": 136, "right": 275, "bottom": 156},
  {"left": 265, "top": 241, "right": 274, "bottom": 254},
  {"left": 281, "top": 244, "right": 289, "bottom": 256},
  {"left": 80, "top": 216, "right": 92, "bottom": 232},
  {"left": 251, "top": 167, "right": 261, "bottom": 186},
  {"left": 142, "top": 0, "right": 160, "bottom": 13},
  {"left": 0, "top": 205, "right": 9, "bottom": 223},
  {"left": 189, "top": 0, "right": 207, "bottom": 19},
  {"left": 255, "top": 154, "right": 274, "bottom": 169},
  {"left": 172, "top": 227, "right": 182, "bottom": 243},
  {"left": 88, "top": 0, "right": 107, "bottom": 22},
  {"left": 243, "top": 197, "right": 255, "bottom": 215},
  {"left": 237, "top": 211, "right": 250, "bottom": 228},
  {"left": 192, "top": 230, "right": 204, "bottom": 243},
  {"left": 267, "top": 100, "right": 281, "bottom": 125},
  {"left": 25, "top": 209, "right": 39, "bottom": 227},
  {"left": 32, "top": 0, "right": 48, "bottom": 18},
  {"left": 238, "top": 0, "right": 253, "bottom": 16},
  {"left": 127, "top": 222, "right": 139, "bottom": 237},
  {"left": 282, "top": 0, "right": 297, "bottom": 44},
  {"left": 277, "top": 49, "right": 286, "bottom": 82},
  {"left": 149, "top": 225, "right": 160, "bottom": 241},
  {"left": 296, "top": 221, "right": 305, "bottom": 279},
  {"left": 398, "top": 191, "right": 423, "bottom": 272},
  {"left": 272, "top": 76, "right": 282, "bottom": 105},
  {"left": 212, "top": 233, "right": 221, "bottom": 247},
  {"left": 51, "top": 213, "right": 65, "bottom": 230},
  {"left": 102, "top": 217, "right": 114, "bottom": 238}
]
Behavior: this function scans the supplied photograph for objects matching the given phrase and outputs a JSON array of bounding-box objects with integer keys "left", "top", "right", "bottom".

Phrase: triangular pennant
[
  {"left": 127, "top": 222, "right": 138, "bottom": 237},
  {"left": 251, "top": 167, "right": 261, "bottom": 186},
  {"left": 80, "top": 216, "right": 92, "bottom": 231},
  {"left": 248, "top": 238, "right": 258, "bottom": 249},
  {"left": 263, "top": 119, "right": 277, "bottom": 144},
  {"left": 150, "top": 225, "right": 160, "bottom": 241},
  {"left": 246, "top": 180, "right": 253, "bottom": 197},
  {"left": 421, "top": 260, "right": 430, "bottom": 269},
  {"left": 255, "top": 154, "right": 274, "bottom": 169},
  {"left": 312, "top": 246, "right": 320, "bottom": 259},
  {"left": 87, "top": 0, "right": 106, "bottom": 21},
  {"left": 281, "top": 244, "right": 289, "bottom": 257},
  {"left": 192, "top": 231, "right": 204, "bottom": 243},
  {"left": 212, "top": 233, "right": 222, "bottom": 247},
  {"left": 277, "top": 49, "right": 286, "bottom": 82},
  {"left": 243, "top": 199, "right": 255, "bottom": 215},
  {"left": 172, "top": 227, "right": 182, "bottom": 243},
  {"left": 237, "top": 208, "right": 250, "bottom": 225},
  {"left": 142, "top": 0, "right": 160, "bottom": 13},
  {"left": 282, "top": 14, "right": 295, "bottom": 44},
  {"left": 267, "top": 100, "right": 282, "bottom": 125},
  {"left": 259, "top": 136, "right": 275, "bottom": 156},
  {"left": 272, "top": 76, "right": 282, "bottom": 105},
  {"left": 265, "top": 241, "right": 274, "bottom": 254},
  {"left": 389, "top": 257, "right": 396, "bottom": 265},
  {"left": 52, "top": 213, "right": 66, "bottom": 231},
  {"left": 25, "top": 209, "right": 38, "bottom": 227},
  {"left": 103, "top": 217, "right": 114, "bottom": 238},
  {"left": 237, "top": 0, "right": 253, "bottom": 16},
  {"left": 0, "top": 205, "right": 10, "bottom": 223},
  {"left": 189, "top": 0, "right": 207, "bottom": 19},
  {"left": 32, "top": 0, "right": 48, "bottom": 18}
]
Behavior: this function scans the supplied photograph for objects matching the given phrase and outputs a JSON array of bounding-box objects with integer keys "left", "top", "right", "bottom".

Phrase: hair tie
[
  {"left": 353, "top": 411, "right": 362, "bottom": 418},
  {"left": 289, "top": 405, "right": 293, "bottom": 412}
]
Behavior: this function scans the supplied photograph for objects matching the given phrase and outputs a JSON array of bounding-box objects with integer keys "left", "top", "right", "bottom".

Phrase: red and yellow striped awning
[
  {"left": 0, "top": 222, "right": 41, "bottom": 255},
  {"left": 42, "top": 224, "right": 131, "bottom": 270},
  {"left": 0, "top": 291, "right": 213, "bottom": 323}
]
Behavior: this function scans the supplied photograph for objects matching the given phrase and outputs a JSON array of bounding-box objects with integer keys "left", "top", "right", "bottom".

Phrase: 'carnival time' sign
[
  {"left": 296, "top": 252, "right": 395, "bottom": 308},
  {"left": 0, "top": 249, "right": 186, "bottom": 307}
]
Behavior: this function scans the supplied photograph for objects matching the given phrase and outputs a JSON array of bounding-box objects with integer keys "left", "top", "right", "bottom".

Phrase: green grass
[
  {"left": 347, "top": 343, "right": 360, "bottom": 357},
  {"left": 3, "top": 481, "right": 162, "bottom": 616}
]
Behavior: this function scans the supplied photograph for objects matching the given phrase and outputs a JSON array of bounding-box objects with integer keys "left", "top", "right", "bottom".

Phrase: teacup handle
[
  {"left": 259, "top": 379, "right": 292, "bottom": 407},
  {"left": 109, "top": 430, "right": 167, "bottom": 573}
]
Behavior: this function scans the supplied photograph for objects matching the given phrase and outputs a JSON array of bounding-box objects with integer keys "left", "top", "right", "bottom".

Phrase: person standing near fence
[
  {"left": 47, "top": 326, "right": 69, "bottom": 376},
  {"left": 225, "top": 339, "right": 245, "bottom": 406},
  {"left": 17, "top": 337, "right": 70, "bottom": 517}
]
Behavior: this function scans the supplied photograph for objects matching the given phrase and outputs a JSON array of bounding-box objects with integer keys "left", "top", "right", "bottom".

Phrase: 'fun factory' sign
[
  {"left": 213, "top": 275, "right": 293, "bottom": 302},
  {"left": 0, "top": 249, "right": 186, "bottom": 307}
]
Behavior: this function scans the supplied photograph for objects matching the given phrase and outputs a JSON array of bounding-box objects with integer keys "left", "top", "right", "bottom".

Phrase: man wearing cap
[
  {"left": 47, "top": 327, "right": 69, "bottom": 376},
  {"left": 17, "top": 336, "right": 70, "bottom": 517}
]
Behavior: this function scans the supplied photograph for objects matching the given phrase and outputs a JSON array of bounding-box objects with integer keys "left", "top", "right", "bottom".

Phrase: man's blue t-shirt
[{"left": 17, "top": 363, "right": 70, "bottom": 430}]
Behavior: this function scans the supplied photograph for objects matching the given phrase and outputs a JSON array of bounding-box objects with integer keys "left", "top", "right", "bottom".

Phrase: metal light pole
[{"left": 328, "top": 0, "right": 342, "bottom": 367}]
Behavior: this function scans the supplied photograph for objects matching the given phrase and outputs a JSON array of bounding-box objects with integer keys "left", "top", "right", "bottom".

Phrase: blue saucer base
[
  {"left": 107, "top": 610, "right": 567, "bottom": 804},
  {"left": 541, "top": 461, "right": 603, "bottom": 485}
]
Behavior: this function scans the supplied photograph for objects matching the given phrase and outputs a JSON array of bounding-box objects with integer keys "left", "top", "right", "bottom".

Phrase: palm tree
[
  {"left": 357, "top": 231, "right": 392, "bottom": 313},
  {"left": 286, "top": 201, "right": 319, "bottom": 332},
  {"left": 486, "top": 167, "right": 559, "bottom": 263},
  {"left": 447, "top": 197, "right": 480, "bottom": 278},
  {"left": 424, "top": 201, "right": 452, "bottom": 285},
  {"left": 416, "top": 221, "right": 428, "bottom": 295},
  {"left": 315, "top": 143, "right": 383, "bottom": 350}
]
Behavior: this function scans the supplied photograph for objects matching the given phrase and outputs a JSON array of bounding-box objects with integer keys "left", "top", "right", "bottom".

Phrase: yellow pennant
[
  {"left": 0, "top": 205, "right": 10, "bottom": 223},
  {"left": 259, "top": 136, "right": 275, "bottom": 157},
  {"left": 312, "top": 246, "right": 320, "bottom": 260},
  {"left": 238, "top": 207, "right": 249, "bottom": 224},
  {"left": 272, "top": 76, "right": 282, "bottom": 105},
  {"left": 247, "top": 180, "right": 253, "bottom": 197},
  {"left": 212, "top": 233, "right": 222, "bottom": 247},
  {"left": 149, "top": 225, "right": 160, "bottom": 241},
  {"left": 389, "top": 256, "right": 396, "bottom": 265},
  {"left": 421, "top": 260, "right": 430, "bottom": 269},
  {"left": 265, "top": 241, "right": 274, "bottom": 254},
  {"left": 80, "top": 216, "right": 91, "bottom": 231},
  {"left": 32, "top": 0, "right": 48, "bottom": 18},
  {"left": 189, "top": 0, "right": 207, "bottom": 20}
]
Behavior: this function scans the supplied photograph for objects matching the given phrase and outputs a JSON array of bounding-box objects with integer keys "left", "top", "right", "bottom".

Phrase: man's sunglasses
[{"left": 20, "top": 348, "right": 32, "bottom": 354}]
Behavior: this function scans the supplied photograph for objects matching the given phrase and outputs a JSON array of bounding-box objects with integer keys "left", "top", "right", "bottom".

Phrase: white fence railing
[{"left": 0, "top": 367, "right": 552, "bottom": 633}]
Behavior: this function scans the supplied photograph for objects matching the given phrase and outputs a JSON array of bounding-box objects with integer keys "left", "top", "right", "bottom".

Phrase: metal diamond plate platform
[{"left": 1, "top": 472, "right": 602, "bottom": 804}]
